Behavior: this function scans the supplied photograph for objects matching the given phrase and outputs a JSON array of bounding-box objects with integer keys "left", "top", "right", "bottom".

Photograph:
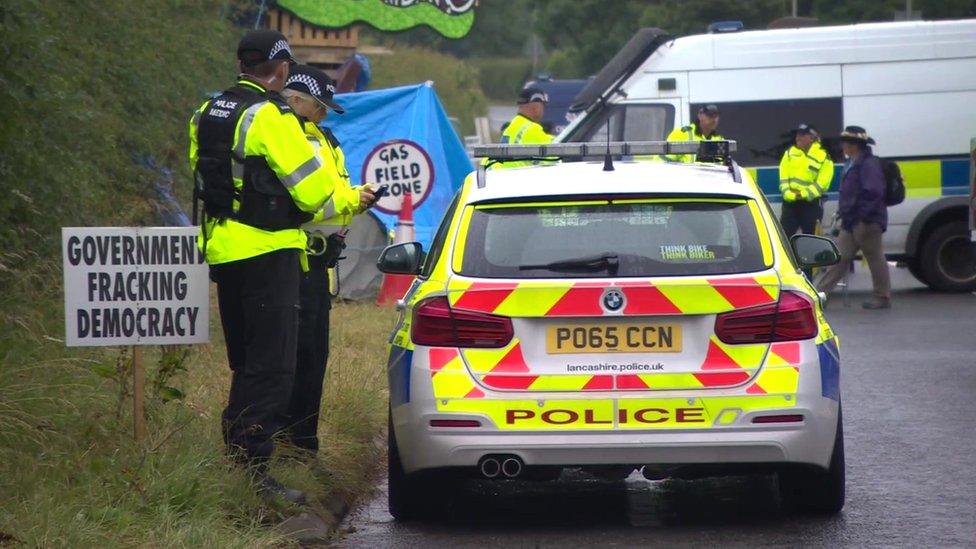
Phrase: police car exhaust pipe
[
  {"left": 501, "top": 457, "right": 523, "bottom": 478},
  {"left": 479, "top": 457, "right": 501, "bottom": 479}
]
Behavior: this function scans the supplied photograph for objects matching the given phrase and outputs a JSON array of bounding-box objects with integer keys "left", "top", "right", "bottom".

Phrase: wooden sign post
[
  {"left": 132, "top": 345, "right": 146, "bottom": 442},
  {"left": 62, "top": 226, "right": 209, "bottom": 442}
]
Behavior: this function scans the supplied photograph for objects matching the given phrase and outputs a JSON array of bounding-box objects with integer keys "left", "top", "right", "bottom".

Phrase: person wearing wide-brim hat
[
  {"left": 281, "top": 64, "right": 377, "bottom": 456},
  {"left": 815, "top": 125, "right": 891, "bottom": 309}
]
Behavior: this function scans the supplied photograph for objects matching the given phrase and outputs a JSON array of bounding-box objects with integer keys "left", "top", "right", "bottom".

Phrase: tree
[
  {"left": 534, "top": 0, "right": 648, "bottom": 77},
  {"left": 532, "top": 0, "right": 976, "bottom": 78},
  {"left": 812, "top": 0, "right": 976, "bottom": 22},
  {"left": 639, "top": 0, "right": 788, "bottom": 37}
]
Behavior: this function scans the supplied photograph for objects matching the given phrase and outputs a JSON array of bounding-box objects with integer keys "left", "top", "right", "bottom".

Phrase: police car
[{"left": 378, "top": 141, "right": 845, "bottom": 520}]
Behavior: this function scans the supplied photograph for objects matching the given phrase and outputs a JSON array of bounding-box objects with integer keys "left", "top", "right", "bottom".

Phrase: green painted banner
[{"left": 277, "top": 0, "right": 476, "bottom": 39}]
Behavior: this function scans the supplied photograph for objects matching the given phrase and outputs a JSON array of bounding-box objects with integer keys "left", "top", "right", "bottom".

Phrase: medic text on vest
[
  {"left": 371, "top": 144, "right": 424, "bottom": 196},
  {"left": 207, "top": 99, "right": 239, "bottom": 119}
]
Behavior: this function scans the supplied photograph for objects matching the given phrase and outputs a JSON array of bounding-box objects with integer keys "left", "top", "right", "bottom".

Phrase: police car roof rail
[{"left": 474, "top": 140, "right": 738, "bottom": 188}]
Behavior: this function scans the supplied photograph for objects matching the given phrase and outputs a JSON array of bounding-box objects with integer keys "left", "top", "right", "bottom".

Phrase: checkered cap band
[
  {"left": 269, "top": 39, "right": 291, "bottom": 60},
  {"left": 285, "top": 73, "right": 321, "bottom": 97}
]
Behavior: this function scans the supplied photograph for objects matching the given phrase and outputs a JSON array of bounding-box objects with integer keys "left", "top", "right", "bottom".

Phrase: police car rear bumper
[{"left": 392, "top": 397, "right": 839, "bottom": 475}]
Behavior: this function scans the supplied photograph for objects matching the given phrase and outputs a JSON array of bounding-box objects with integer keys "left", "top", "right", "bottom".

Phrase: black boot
[{"left": 255, "top": 473, "right": 307, "bottom": 505}]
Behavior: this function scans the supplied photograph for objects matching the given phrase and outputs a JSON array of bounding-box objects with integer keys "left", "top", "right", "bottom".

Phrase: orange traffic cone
[{"left": 377, "top": 190, "right": 417, "bottom": 306}]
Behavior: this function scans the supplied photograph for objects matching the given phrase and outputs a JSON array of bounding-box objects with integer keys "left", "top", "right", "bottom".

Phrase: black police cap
[
  {"left": 794, "top": 123, "right": 819, "bottom": 138},
  {"left": 698, "top": 104, "right": 720, "bottom": 116},
  {"left": 237, "top": 30, "right": 295, "bottom": 67},
  {"left": 517, "top": 87, "right": 549, "bottom": 104},
  {"left": 284, "top": 64, "right": 345, "bottom": 114}
]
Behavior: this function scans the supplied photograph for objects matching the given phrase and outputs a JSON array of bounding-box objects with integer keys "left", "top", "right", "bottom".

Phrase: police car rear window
[{"left": 458, "top": 199, "right": 766, "bottom": 278}]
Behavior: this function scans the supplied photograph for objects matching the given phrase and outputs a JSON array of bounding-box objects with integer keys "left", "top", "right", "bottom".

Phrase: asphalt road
[{"left": 339, "top": 267, "right": 976, "bottom": 548}]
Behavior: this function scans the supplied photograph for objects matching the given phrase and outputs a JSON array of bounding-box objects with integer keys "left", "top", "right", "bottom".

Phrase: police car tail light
[
  {"left": 412, "top": 296, "right": 513, "bottom": 348},
  {"left": 714, "top": 291, "right": 817, "bottom": 344}
]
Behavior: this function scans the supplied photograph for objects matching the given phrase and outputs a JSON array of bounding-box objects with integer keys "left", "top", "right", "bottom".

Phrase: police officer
[
  {"left": 779, "top": 124, "right": 833, "bottom": 239},
  {"left": 489, "top": 87, "right": 553, "bottom": 169},
  {"left": 188, "top": 30, "right": 339, "bottom": 503},
  {"left": 503, "top": 87, "right": 552, "bottom": 145},
  {"left": 280, "top": 65, "right": 375, "bottom": 455},
  {"left": 665, "top": 104, "right": 724, "bottom": 162}
]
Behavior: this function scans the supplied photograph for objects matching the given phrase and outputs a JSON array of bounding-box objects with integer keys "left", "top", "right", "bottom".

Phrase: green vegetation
[
  {"left": 467, "top": 57, "right": 533, "bottom": 102},
  {"left": 0, "top": 0, "right": 239, "bottom": 258},
  {"left": 0, "top": 0, "right": 395, "bottom": 545},
  {"left": 369, "top": 46, "right": 487, "bottom": 134},
  {"left": 372, "top": 0, "right": 976, "bottom": 82},
  {"left": 1, "top": 288, "right": 392, "bottom": 545},
  {"left": 535, "top": 0, "right": 976, "bottom": 78}
]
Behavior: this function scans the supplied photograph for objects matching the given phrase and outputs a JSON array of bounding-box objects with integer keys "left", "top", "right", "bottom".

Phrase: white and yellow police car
[{"left": 378, "top": 141, "right": 844, "bottom": 520}]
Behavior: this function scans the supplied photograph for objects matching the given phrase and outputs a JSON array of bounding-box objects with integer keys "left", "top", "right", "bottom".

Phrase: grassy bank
[
  {"left": 0, "top": 287, "right": 394, "bottom": 546},
  {"left": 0, "top": 1, "right": 397, "bottom": 544}
]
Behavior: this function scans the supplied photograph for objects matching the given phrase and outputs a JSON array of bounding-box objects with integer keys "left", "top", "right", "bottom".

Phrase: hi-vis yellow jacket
[
  {"left": 301, "top": 121, "right": 361, "bottom": 233},
  {"left": 188, "top": 79, "right": 338, "bottom": 265},
  {"left": 665, "top": 122, "right": 725, "bottom": 162},
  {"left": 488, "top": 114, "right": 553, "bottom": 170},
  {"left": 778, "top": 142, "right": 834, "bottom": 202}
]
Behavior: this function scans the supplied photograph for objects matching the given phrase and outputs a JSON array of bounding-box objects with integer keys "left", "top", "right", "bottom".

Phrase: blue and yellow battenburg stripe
[{"left": 747, "top": 157, "right": 970, "bottom": 202}]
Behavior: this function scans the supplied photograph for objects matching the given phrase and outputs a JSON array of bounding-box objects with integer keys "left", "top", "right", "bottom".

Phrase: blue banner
[{"left": 325, "top": 83, "right": 473, "bottom": 247}]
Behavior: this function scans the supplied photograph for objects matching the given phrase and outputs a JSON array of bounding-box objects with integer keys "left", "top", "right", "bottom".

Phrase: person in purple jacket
[{"left": 816, "top": 126, "right": 891, "bottom": 309}]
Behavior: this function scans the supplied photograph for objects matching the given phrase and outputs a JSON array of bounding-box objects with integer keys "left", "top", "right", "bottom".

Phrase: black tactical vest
[{"left": 194, "top": 85, "right": 312, "bottom": 231}]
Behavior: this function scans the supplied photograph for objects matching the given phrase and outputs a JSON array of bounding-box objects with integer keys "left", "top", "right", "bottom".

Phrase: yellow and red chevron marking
[
  {"left": 446, "top": 274, "right": 779, "bottom": 317},
  {"left": 429, "top": 347, "right": 484, "bottom": 399},
  {"left": 463, "top": 339, "right": 612, "bottom": 391},
  {"left": 613, "top": 337, "right": 766, "bottom": 390},
  {"left": 746, "top": 341, "right": 801, "bottom": 395},
  {"left": 458, "top": 335, "right": 766, "bottom": 393}
]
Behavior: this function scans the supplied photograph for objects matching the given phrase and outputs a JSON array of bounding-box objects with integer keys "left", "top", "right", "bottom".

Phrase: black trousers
[
  {"left": 210, "top": 249, "right": 300, "bottom": 471},
  {"left": 780, "top": 200, "right": 823, "bottom": 237},
  {"left": 286, "top": 253, "right": 331, "bottom": 453}
]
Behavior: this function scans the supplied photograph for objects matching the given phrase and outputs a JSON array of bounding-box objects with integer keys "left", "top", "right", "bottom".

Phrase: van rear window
[{"left": 458, "top": 200, "right": 766, "bottom": 278}]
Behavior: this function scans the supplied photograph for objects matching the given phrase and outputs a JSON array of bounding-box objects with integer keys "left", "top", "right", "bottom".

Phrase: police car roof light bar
[
  {"left": 473, "top": 140, "right": 738, "bottom": 189},
  {"left": 472, "top": 140, "right": 736, "bottom": 161}
]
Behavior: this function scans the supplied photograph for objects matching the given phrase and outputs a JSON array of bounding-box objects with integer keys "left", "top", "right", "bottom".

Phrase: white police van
[{"left": 559, "top": 19, "right": 976, "bottom": 291}]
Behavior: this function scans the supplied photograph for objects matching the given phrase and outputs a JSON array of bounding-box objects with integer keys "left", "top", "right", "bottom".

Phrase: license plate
[{"left": 546, "top": 323, "right": 682, "bottom": 354}]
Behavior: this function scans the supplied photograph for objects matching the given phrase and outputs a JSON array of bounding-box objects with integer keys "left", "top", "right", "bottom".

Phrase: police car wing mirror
[
  {"left": 377, "top": 242, "right": 424, "bottom": 275},
  {"left": 791, "top": 234, "right": 840, "bottom": 269}
]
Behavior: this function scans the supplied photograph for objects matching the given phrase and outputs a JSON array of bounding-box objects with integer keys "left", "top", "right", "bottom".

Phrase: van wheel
[
  {"left": 779, "top": 405, "right": 845, "bottom": 515},
  {"left": 919, "top": 221, "right": 976, "bottom": 292},
  {"left": 387, "top": 413, "right": 448, "bottom": 521},
  {"left": 906, "top": 259, "right": 929, "bottom": 286}
]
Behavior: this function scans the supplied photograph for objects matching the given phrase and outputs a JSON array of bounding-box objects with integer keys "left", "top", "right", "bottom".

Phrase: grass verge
[
  {"left": 0, "top": 263, "right": 396, "bottom": 546},
  {"left": 0, "top": 1, "right": 397, "bottom": 543}
]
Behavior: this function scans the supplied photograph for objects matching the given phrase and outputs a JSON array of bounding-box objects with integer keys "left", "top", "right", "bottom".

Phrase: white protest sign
[
  {"left": 362, "top": 139, "right": 435, "bottom": 214},
  {"left": 62, "top": 227, "right": 209, "bottom": 347}
]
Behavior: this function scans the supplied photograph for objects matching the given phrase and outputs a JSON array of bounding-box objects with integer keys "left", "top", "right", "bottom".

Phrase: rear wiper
[{"left": 518, "top": 252, "right": 619, "bottom": 276}]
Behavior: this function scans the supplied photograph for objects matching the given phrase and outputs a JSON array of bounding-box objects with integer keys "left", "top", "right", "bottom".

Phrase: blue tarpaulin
[{"left": 325, "top": 83, "right": 472, "bottom": 247}]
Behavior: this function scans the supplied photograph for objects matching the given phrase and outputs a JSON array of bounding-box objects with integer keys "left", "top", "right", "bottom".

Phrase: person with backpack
[{"left": 816, "top": 125, "right": 892, "bottom": 309}]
